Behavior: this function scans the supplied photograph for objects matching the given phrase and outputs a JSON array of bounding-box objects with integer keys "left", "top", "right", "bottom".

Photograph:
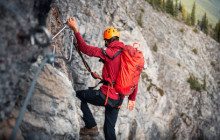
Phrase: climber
[{"left": 67, "top": 17, "right": 138, "bottom": 140}]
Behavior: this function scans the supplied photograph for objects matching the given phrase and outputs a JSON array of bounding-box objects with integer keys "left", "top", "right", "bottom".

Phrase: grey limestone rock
[{"left": 0, "top": 0, "right": 219, "bottom": 140}]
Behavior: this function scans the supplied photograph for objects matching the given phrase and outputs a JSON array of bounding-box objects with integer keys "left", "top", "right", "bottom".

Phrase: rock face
[
  {"left": 20, "top": 62, "right": 79, "bottom": 140},
  {"left": 0, "top": 0, "right": 53, "bottom": 122},
  {"left": 0, "top": 0, "right": 220, "bottom": 140}
]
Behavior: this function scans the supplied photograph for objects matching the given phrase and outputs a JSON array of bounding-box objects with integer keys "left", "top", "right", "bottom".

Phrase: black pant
[{"left": 76, "top": 89, "right": 123, "bottom": 140}]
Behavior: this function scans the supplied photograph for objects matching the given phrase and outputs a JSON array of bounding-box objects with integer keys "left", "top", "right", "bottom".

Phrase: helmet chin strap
[{"left": 105, "top": 39, "right": 109, "bottom": 47}]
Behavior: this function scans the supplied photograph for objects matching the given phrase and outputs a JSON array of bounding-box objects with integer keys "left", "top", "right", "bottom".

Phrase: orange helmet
[{"left": 104, "top": 27, "right": 120, "bottom": 40}]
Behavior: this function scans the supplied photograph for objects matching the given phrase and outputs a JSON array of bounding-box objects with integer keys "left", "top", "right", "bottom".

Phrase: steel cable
[{"left": 10, "top": 57, "right": 48, "bottom": 140}]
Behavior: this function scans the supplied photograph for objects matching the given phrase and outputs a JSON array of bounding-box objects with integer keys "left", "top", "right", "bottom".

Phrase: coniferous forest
[{"left": 145, "top": 0, "right": 220, "bottom": 42}]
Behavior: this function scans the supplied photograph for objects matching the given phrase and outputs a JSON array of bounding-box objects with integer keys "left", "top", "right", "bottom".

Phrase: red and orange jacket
[{"left": 75, "top": 32, "right": 138, "bottom": 101}]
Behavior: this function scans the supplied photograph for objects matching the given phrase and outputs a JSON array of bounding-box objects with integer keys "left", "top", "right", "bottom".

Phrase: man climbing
[{"left": 67, "top": 17, "right": 138, "bottom": 140}]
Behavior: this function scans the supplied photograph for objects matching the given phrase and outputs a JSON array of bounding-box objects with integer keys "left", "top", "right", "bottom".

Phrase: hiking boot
[{"left": 80, "top": 126, "right": 99, "bottom": 136}]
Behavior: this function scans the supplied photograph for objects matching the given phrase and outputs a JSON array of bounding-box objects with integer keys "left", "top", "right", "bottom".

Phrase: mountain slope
[{"left": 0, "top": 0, "right": 219, "bottom": 139}]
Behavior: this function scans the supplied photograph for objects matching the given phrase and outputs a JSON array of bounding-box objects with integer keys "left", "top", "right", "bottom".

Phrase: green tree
[
  {"left": 138, "top": 13, "right": 143, "bottom": 27},
  {"left": 201, "top": 13, "right": 209, "bottom": 35},
  {"left": 166, "top": 0, "right": 174, "bottom": 15},
  {"left": 151, "top": 0, "right": 155, "bottom": 7},
  {"left": 170, "top": 0, "right": 174, "bottom": 15},
  {"left": 163, "top": 0, "right": 166, "bottom": 10},
  {"left": 160, "top": 0, "right": 163, "bottom": 9},
  {"left": 154, "top": 0, "right": 160, "bottom": 9},
  {"left": 214, "top": 20, "right": 220, "bottom": 42},
  {"left": 174, "top": 0, "right": 179, "bottom": 18},
  {"left": 200, "top": 16, "right": 203, "bottom": 29},
  {"left": 197, "top": 19, "right": 201, "bottom": 27},
  {"left": 186, "top": 13, "right": 191, "bottom": 25},
  {"left": 182, "top": 4, "right": 186, "bottom": 21},
  {"left": 191, "top": 2, "right": 196, "bottom": 26},
  {"left": 179, "top": 1, "right": 182, "bottom": 12},
  {"left": 157, "top": 0, "right": 162, "bottom": 9},
  {"left": 166, "top": 0, "right": 170, "bottom": 13},
  {"left": 155, "top": 0, "right": 158, "bottom": 6}
]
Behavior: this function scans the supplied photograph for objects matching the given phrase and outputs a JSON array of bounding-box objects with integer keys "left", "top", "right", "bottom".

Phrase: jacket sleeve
[
  {"left": 128, "top": 85, "right": 138, "bottom": 101},
  {"left": 75, "top": 32, "right": 106, "bottom": 60}
]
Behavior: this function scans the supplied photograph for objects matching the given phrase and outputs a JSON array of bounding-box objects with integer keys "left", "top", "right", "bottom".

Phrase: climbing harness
[
  {"left": 73, "top": 38, "right": 117, "bottom": 107},
  {"left": 74, "top": 43, "right": 123, "bottom": 107}
]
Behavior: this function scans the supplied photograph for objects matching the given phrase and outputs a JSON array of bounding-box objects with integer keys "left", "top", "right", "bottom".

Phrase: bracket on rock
[
  {"left": 52, "top": 30, "right": 75, "bottom": 64},
  {"left": 17, "top": 26, "right": 51, "bottom": 47}
]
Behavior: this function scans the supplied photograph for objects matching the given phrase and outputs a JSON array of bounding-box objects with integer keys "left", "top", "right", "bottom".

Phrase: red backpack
[
  {"left": 76, "top": 42, "right": 144, "bottom": 106},
  {"left": 115, "top": 43, "right": 145, "bottom": 95}
]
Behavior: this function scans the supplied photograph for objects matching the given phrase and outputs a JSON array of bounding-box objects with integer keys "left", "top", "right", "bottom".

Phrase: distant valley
[{"left": 180, "top": 0, "right": 220, "bottom": 26}]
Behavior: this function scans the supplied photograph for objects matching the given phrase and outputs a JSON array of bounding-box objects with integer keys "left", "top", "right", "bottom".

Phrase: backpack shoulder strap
[
  {"left": 101, "top": 48, "right": 122, "bottom": 59},
  {"left": 112, "top": 49, "right": 122, "bottom": 59},
  {"left": 101, "top": 48, "right": 111, "bottom": 59}
]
